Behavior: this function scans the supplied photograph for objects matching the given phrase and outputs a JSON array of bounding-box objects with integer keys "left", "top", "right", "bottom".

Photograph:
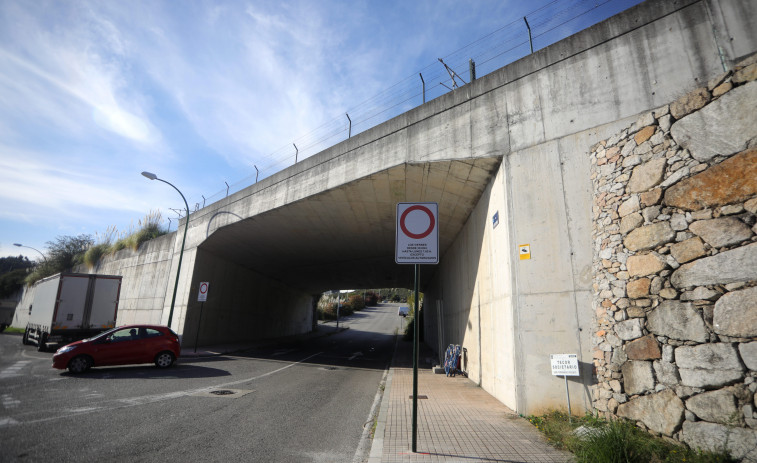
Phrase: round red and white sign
[
  {"left": 399, "top": 205, "right": 436, "bottom": 239},
  {"left": 396, "top": 202, "right": 439, "bottom": 264},
  {"left": 197, "top": 282, "right": 209, "bottom": 302}
]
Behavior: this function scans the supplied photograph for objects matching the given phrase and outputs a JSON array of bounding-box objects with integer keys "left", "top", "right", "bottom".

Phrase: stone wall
[{"left": 590, "top": 56, "right": 757, "bottom": 460}]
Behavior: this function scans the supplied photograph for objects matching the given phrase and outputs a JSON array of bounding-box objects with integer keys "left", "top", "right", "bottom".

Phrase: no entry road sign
[
  {"left": 197, "top": 282, "right": 209, "bottom": 302},
  {"left": 396, "top": 202, "right": 439, "bottom": 264}
]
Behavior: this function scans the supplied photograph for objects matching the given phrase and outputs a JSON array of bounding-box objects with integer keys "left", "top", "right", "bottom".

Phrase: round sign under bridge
[{"left": 395, "top": 202, "right": 439, "bottom": 264}]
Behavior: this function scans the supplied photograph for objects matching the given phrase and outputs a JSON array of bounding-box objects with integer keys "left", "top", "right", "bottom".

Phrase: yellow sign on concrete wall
[{"left": 519, "top": 244, "right": 531, "bottom": 260}]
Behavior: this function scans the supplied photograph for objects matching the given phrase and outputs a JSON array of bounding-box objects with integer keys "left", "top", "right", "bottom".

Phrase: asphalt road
[{"left": 0, "top": 303, "right": 405, "bottom": 463}]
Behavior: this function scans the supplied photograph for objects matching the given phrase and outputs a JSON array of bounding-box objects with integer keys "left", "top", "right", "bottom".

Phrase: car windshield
[{"left": 86, "top": 327, "right": 121, "bottom": 341}]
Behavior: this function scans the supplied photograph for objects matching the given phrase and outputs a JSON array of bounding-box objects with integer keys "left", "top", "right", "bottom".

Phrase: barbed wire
[{"left": 179, "top": 0, "right": 641, "bottom": 221}]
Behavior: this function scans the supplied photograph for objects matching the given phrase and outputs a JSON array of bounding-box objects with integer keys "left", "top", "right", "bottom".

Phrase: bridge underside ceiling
[{"left": 198, "top": 157, "right": 502, "bottom": 294}]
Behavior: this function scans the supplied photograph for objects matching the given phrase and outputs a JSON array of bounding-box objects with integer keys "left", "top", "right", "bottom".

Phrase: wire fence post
[
  {"left": 419, "top": 73, "right": 425, "bottom": 103},
  {"left": 524, "top": 16, "right": 533, "bottom": 54},
  {"left": 177, "top": 3, "right": 624, "bottom": 211}
]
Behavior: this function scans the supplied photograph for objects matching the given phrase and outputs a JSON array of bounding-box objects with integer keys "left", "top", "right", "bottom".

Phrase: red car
[{"left": 52, "top": 325, "right": 180, "bottom": 373}]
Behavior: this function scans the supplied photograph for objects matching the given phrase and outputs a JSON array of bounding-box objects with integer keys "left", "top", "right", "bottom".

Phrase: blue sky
[{"left": 0, "top": 0, "right": 642, "bottom": 261}]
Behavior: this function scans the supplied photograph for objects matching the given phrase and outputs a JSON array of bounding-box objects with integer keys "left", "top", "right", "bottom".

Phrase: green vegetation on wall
[{"left": 22, "top": 211, "right": 168, "bottom": 286}]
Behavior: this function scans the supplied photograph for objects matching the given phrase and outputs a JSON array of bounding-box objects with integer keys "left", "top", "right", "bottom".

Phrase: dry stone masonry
[{"left": 590, "top": 55, "right": 757, "bottom": 460}]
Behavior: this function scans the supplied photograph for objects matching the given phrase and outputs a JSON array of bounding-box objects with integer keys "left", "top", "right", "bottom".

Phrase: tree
[
  {"left": 25, "top": 234, "right": 94, "bottom": 285},
  {"left": 0, "top": 255, "right": 33, "bottom": 274},
  {"left": 46, "top": 234, "right": 93, "bottom": 271},
  {"left": 0, "top": 255, "right": 34, "bottom": 298}
]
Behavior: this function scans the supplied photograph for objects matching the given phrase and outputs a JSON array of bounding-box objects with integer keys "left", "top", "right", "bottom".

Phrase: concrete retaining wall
[{"left": 11, "top": 233, "right": 176, "bottom": 330}]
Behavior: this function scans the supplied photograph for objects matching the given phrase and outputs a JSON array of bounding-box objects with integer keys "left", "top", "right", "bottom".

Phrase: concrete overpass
[{"left": 16, "top": 0, "right": 756, "bottom": 415}]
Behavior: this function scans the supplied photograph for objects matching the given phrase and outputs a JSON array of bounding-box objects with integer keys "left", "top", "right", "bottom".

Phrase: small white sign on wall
[{"left": 550, "top": 353, "right": 579, "bottom": 376}]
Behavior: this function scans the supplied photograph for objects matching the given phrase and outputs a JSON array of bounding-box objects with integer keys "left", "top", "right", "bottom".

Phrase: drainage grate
[
  {"left": 409, "top": 395, "right": 429, "bottom": 399},
  {"left": 192, "top": 389, "right": 254, "bottom": 399}
]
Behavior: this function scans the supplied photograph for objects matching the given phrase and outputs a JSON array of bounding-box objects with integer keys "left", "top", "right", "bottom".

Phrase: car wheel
[
  {"left": 68, "top": 355, "right": 92, "bottom": 374},
  {"left": 154, "top": 351, "right": 175, "bottom": 368},
  {"left": 22, "top": 329, "right": 29, "bottom": 345},
  {"left": 37, "top": 333, "right": 47, "bottom": 352}
]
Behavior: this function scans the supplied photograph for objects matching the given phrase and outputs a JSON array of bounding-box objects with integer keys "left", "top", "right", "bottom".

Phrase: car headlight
[{"left": 56, "top": 346, "right": 76, "bottom": 354}]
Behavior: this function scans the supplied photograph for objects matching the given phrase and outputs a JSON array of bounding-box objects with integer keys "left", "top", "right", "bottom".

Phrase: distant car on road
[
  {"left": 52, "top": 325, "right": 180, "bottom": 373},
  {"left": 398, "top": 306, "right": 410, "bottom": 317}
]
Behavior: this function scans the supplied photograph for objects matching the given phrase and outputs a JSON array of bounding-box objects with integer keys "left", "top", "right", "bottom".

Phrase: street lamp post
[
  {"left": 13, "top": 243, "right": 47, "bottom": 263},
  {"left": 141, "top": 171, "right": 189, "bottom": 329}
]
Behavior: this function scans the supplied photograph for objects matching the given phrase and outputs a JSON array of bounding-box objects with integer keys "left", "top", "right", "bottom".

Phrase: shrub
[
  {"left": 111, "top": 239, "right": 128, "bottom": 253},
  {"left": 525, "top": 411, "right": 736, "bottom": 463},
  {"left": 364, "top": 291, "right": 379, "bottom": 306},
  {"left": 317, "top": 301, "right": 354, "bottom": 320},
  {"left": 403, "top": 304, "right": 424, "bottom": 341},
  {"left": 570, "top": 417, "right": 662, "bottom": 462},
  {"left": 84, "top": 244, "right": 109, "bottom": 268},
  {"left": 345, "top": 294, "right": 365, "bottom": 311}
]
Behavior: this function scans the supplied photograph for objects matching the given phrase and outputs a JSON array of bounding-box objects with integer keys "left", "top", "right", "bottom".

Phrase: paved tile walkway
[{"left": 369, "top": 340, "right": 573, "bottom": 463}]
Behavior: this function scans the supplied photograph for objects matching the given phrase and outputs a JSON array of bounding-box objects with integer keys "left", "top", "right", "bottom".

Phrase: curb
[{"left": 367, "top": 368, "right": 393, "bottom": 462}]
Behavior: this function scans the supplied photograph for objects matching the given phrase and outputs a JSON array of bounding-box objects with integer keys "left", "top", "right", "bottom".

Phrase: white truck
[
  {"left": 0, "top": 305, "right": 14, "bottom": 332},
  {"left": 22, "top": 273, "right": 122, "bottom": 352}
]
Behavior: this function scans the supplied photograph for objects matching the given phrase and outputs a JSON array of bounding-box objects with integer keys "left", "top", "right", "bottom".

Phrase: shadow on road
[{"left": 58, "top": 363, "right": 232, "bottom": 380}]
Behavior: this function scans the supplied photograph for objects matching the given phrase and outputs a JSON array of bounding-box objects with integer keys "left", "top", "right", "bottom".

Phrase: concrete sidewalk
[{"left": 369, "top": 339, "right": 573, "bottom": 463}]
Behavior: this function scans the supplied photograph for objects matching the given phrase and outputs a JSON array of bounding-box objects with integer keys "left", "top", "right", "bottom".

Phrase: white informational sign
[
  {"left": 197, "top": 282, "right": 209, "bottom": 302},
  {"left": 396, "top": 203, "right": 439, "bottom": 264},
  {"left": 550, "top": 353, "right": 580, "bottom": 376}
]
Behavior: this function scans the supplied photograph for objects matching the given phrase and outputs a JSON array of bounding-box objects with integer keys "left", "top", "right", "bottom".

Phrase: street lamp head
[
  {"left": 141, "top": 171, "right": 158, "bottom": 180},
  {"left": 13, "top": 243, "right": 22, "bottom": 247}
]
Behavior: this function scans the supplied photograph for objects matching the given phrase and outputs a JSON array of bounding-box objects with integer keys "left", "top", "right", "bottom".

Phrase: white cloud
[
  {"left": 0, "top": 147, "right": 146, "bottom": 219},
  {"left": 0, "top": 4, "right": 163, "bottom": 148}
]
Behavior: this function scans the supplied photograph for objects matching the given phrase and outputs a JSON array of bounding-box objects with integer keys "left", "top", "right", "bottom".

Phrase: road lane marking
[
  {"left": 0, "top": 361, "right": 31, "bottom": 378},
  {"left": 2, "top": 393, "right": 21, "bottom": 409},
  {"left": 1, "top": 351, "right": 323, "bottom": 427}
]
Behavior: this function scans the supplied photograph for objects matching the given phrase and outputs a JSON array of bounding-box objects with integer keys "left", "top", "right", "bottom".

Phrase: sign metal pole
[
  {"left": 395, "top": 202, "right": 438, "bottom": 455},
  {"left": 412, "top": 263, "right": 419, "bottom": 453},
  {"left": 564, "top": 375, "right": 572, "bottom": 424},
  {"left": 194, "top": 282, "right": 209, "bottom": 354},
  {"left": 550, "top": 353, "right": 579, "bottom": 424},
  {"left": 194, "top": 301, "right": 204, "bottom": 354}
]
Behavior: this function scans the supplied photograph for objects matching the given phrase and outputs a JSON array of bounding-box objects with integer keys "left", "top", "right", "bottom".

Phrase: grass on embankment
[
  {"left": 1, "top": 326, "right": 25, "bottom": 334},
  {"left": 525, "top": 411, "right": 735, "bottom": 463}
]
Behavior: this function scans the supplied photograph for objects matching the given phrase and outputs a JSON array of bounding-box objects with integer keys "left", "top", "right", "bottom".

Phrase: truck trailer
[
  {"left": 0, "top": 305, "right": 14, "bottom": 332},
  {"left": 22, "top": 273, "right": 122, "bottom": 351}
]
